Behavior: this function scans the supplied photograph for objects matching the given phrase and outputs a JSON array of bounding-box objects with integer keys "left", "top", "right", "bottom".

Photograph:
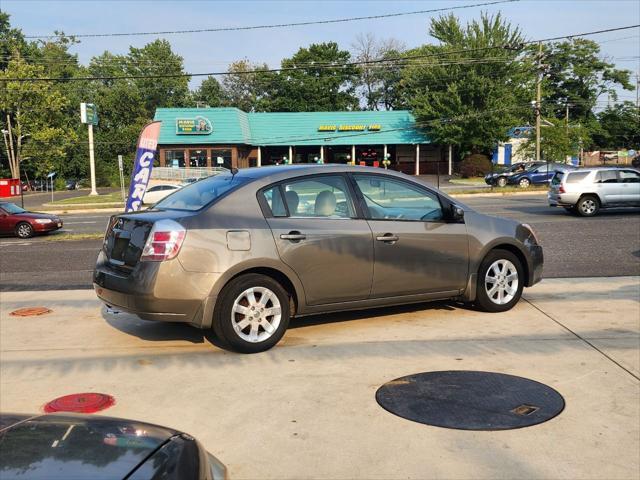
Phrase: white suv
[{"left": 548, "top": 167, "right": 640, "bottom": 216}]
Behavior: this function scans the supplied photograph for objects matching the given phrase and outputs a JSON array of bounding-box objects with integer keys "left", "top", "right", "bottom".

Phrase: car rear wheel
[
  {"left": 213, "top": 273, "right": 290, "bottom": 353},
  {"left": 15, "top": 222, "right": 34, "bottom": 239},
  {"left": 497, "top": 176, "right": 508, "bottom": 187},
  {"left": 518, "top": 178, "right": 531, "bottom": 188},
  {"left": 475, "top": 249, "right": 524, "bottom": 313},
  {"left": 577, "top": 195, "right": 599, "bottom": 217}
]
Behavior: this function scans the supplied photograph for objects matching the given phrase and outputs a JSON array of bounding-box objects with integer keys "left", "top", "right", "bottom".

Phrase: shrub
[{"left": 460, "top": 154, "right": 492, "bottom": 178}]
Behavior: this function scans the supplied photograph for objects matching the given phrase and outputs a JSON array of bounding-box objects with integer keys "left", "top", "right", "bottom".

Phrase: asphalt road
[{"left": 1, "top": 193, "right": 638, "bottom": 291}]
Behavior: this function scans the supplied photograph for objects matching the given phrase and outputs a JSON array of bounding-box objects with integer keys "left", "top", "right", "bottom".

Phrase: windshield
[
  {"left": 153, "top": 174, "right": 248, "bottom": 211},
  {"left": 0, "top": 203, "right": 26, "bottom": 214}
]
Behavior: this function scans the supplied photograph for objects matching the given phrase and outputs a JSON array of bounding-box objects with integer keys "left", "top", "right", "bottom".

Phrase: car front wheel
[
  {"left": 496, "top": 176, "right": 508, "bottom": 187},
  {"left": 213, "top": 273, "right": 290, "bottom": 353},
  {"left": 475, "top": 249, "right": 524, "bottom": 312},
  {"left": 577, "top": 195, "right": 599, "bottom": 217},
  {"left": 518, "top": 178, "right": 531, "bottom": 188},
  {"left": 16, "top": 222, "right": 34, "bottom": 239}
]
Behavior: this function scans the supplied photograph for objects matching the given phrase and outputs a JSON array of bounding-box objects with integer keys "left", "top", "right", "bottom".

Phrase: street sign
[
  {"left": 118, "top": 154, "right": 123, "bottom": 171},
  {"left": 80, "top": 103, "right": 98, "bottom": 125}
]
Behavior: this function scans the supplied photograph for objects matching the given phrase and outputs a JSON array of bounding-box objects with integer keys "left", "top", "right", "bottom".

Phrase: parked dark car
[
  {"left": 0, "top": 201, "right": 62, "bottom": 238},
  {"left": 65, "top": 178, "right": 80, "bottom": 190},
  {"left": 484, "top": 161, "right": 545, "bottom": 187},
  {"left": 507, "top": 162, "right": 576, "bottom": 188},
  {"left": 0, "top": 412, "right": 227, "bottom": 480},
  {"left": 94, "top": 165, "right": 543, "bottom": 353}
]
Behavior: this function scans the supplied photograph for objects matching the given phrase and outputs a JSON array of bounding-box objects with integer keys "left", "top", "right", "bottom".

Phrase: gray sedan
[{"left": 94, "top": 165, "right": 543, "bottom": 353}]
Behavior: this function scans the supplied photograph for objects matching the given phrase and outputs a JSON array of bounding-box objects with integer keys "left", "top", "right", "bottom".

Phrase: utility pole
[
  {"left": 535, "top": 42, "right": 543, "bottom": 164},
  {"left": 88, "top": 122, "right": 97, "bottom": 196},
  {"left": 6, "top": 114, "right": 17, "bottom": 179},
  {"left": 636, "top": 74, "right": 639, "bottom": 109}
]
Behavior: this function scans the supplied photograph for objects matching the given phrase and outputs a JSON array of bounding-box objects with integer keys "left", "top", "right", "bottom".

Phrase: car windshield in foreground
[
  {"left": 0, "top": 203, "right": 26, "bottom": 214},
  {"left": 153, "top": 174, "right": 249, "bottom": 211}
]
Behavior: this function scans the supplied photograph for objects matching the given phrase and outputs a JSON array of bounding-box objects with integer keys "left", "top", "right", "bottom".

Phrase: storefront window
[
  {"left": 212, "top": 149, "right": 232, "bottom": 170},
  {"left": 165, "top": 150, "right": 185, "bottom": 168},
  {"left": 189, "top": 149, "right": 207, "bottom": 167}
]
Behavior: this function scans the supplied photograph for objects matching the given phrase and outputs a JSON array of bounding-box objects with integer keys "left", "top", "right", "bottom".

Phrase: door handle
[
  {"left": 376, "top": 233, "right": 399, "bottom": 243},
  {"left": 280, "top": 232, "right": 306, "bottom": 241}
]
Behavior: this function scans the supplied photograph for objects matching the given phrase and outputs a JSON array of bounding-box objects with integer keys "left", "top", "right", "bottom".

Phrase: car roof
[{"left": 231, "top": 164, "right": 417, "bottom": 183}]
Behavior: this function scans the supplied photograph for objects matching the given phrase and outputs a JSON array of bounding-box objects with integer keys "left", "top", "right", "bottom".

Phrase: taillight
[
  {"left": 558, "top": 185, "right": 566, "bottom": 193},
  {"left": 140, "top": 219, "right": 186, "bottom": 262}
]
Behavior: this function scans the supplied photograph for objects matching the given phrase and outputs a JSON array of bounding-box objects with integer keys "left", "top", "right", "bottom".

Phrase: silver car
[
  {"left": 94, "top": 165, "right": 543, "bottom": 353},
  {"left": 548, "top": 167, "right": 640, "bottom": 216}
]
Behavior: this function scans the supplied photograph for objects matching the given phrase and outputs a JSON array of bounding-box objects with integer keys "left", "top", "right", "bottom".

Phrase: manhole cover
[
  {"left": 376, "top": 371, "right": 564, "bottom": 430},
  {"left": 44, "top": 393, "right": 115, "bottom": 414},
  {"left": 10, "top": 307, "right": 52, "bottom": 317}
]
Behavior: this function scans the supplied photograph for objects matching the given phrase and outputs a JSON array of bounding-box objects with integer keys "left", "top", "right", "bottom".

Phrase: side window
[
  {"left": 147, "top": 186, "right": 160, "bottom": 192},
  {"left": 281, "top": 175, "right": 355, "bottom": 218},
  {"left": 262, "top": 185, "right": 287, "bottom": 217},
  {"left": 619, "top": 170, "right": 640, "bottom": 183},
  {"left": 354, "top": 175, "right": 443, "bottom": 221},
  {"left": 566, "top": 172, "right": 590, "bottom": 183},
  {"left": 597, "top": 171, "right": 618, "bottom": 183}
]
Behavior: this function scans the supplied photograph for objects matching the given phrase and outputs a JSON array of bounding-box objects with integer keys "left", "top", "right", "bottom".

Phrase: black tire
[
  {"left": 496, "top": 176, "right": 508, "bottom": 188},
  {"left": 475, "top": 249, "right": 524, "bottom": 313},
  {"left": 563, "top": 206, "right": 577, "bottom": 215},
  {"left": 576, "top": 195, "right": 599, "bottom": 217},
  {"left": 518, "top": 177, "right": 531, "bottom": 188},
  {"left": 213, "top": 273, "right": 290, "bottom": 353},
  {"left": 15, "top": 222, "right": 34, "bottom": 239}
]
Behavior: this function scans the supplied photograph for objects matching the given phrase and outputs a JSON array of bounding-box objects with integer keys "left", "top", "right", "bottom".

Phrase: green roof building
[{"left": 153, "top": 107, "right": 445, "bottom": 175}]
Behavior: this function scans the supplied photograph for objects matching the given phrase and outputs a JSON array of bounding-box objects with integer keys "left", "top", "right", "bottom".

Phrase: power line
[
  {"left": 3, "top": 24, "right": 639, "bottom": 83},
  {"left": 22, "top": 0, "right": 519, "bottom": 39}
]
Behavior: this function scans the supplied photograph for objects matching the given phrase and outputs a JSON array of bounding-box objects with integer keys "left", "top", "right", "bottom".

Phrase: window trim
[
  {"left": 257, "top": 172, "right": 362, "bottom": 220},
  {"left": 348, "top": 172, "right": 446, "bottom": 223}
]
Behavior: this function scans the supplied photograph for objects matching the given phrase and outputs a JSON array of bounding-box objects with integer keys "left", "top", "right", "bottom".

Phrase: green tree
[
  {"left": 266, "top": 42, "right": 359, "bottom": 112},
  {"left": 403, "top": 13, "right": 527, "bottom": 155},
  {"left": 194, "top": 76, "right": 225, "bottom": 107},
  {"left": 522, "top": 117, "right": 590, "bottom": 162},
  {"left": 538, "top": 39, "right": 634, "bottom": 125},
  {"left": 126, "top": 39, "right": 191, "bottom": 117},
  {"left": 221, "top": 60, "right": 273, "bottom": 112},
  {"left": 351, "top": 33, "right": 406, "bottom": 110},
  {"left": 592, "top": 102, "right": 640, "bottom": 150}
]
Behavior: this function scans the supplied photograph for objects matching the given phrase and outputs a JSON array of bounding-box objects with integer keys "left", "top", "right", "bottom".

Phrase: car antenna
[{"left": 231, "top": 167, "right": 239, "bottom": 176}]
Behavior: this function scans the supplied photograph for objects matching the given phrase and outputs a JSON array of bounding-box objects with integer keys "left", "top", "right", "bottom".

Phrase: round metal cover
[
  {"left": 10, "top": 307, "right": 52, "bottom": 317},
  {"left": 376, "top": 371, "right": 564, "bottom": 430},
  {"left": 44, "top": 393, "right": 115, "bottom": 414}
]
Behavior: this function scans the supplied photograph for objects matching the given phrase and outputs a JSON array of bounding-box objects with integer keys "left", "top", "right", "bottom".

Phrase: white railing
[{"left": 151, "top": 166, "right": 229, "bottom": 181}]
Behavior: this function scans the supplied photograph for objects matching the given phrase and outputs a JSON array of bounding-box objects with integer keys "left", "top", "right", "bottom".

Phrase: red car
[{"left": 0, "top": 201, "right": 63, "bottom": 238}]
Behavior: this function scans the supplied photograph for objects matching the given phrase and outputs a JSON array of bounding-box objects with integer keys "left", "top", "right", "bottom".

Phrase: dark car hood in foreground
[{"left": 0, "top": 413, "right": 177, "bottom": 479}]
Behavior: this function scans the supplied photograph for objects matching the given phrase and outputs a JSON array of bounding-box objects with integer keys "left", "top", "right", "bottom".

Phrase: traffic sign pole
[{"left": 88, "top": 123, "right": 97, "bottom": 196}]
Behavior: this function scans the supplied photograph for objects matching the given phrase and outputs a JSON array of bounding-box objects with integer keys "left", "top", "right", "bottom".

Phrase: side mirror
[{"left": 451, "top": 204, "right": 465, "bottom": 222}]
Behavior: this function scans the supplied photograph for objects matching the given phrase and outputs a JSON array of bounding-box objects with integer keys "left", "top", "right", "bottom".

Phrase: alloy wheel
[
  {"left": 580, "top": 199, "right": 596, "bottom": 215},
  {"left": 231, "top": 287, "right": 282, "bottom": 343},
  {"left": 484, "top": 259, "right": 519, "bottom": 305},
  {"left": 17, "top": 223, "right": 33, "bottom": 238},
  {"left": 497, "top": 177, "right": 507, "bottom": 187},
  {"left": 519, "top": 178, "right": 530, "bottom": 188}
]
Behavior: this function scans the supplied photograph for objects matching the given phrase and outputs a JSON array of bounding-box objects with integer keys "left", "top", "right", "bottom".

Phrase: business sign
[
  {"left": 176, "top": 116, "right": 212, "bottom": 135},
  {"left": 317, "top": 124, "right": 382, "bottom": 132},
  {"left": 125, "top": 121, "right": 161, "bottom": 212},
  {"left": 80, "top": 103, "right": 98, "bottom": 125}
]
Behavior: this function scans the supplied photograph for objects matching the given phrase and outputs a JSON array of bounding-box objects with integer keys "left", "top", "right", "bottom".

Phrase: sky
[{"left": 1, "top": 0, "right": 639, "bottom": 102}]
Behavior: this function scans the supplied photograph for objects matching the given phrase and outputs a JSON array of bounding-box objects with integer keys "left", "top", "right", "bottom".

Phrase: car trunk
[{"left": 102, "top": 210, "right": 190, "bottom": 273}]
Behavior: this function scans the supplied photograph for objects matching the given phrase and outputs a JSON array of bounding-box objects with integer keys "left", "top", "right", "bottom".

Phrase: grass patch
[
  {"left": 40, "top": 232, "right": 105, "bottom": 241},
  {"left": 50, "top": 192, "right": 124, "bottom": 205},
  {"left": 448, "top": 177, "right": 487, "bottom": 185}
]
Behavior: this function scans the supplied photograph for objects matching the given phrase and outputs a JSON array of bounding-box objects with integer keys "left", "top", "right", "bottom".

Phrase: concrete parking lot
[{"left": 1, "top": 276, "right": 638, "bottom": 479}]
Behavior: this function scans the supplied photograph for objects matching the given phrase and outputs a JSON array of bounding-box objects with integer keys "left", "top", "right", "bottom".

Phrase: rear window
[
  {"left": 550, "top": 172, "right": 564, "bottom": 186},
  {"left": 565, "top": 171, "right": 590, "bottom": 183},
  {"left": 154, "top": 174, "right": 248, "bottom": 211}
]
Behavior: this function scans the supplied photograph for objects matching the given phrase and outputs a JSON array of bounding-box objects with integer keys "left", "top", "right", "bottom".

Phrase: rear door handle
[
  {"left": 376, "top": 234, "right": 399, "bottom": 243},
  {"left": 280, "top": 232, "right": 306, "bottom": 241}
]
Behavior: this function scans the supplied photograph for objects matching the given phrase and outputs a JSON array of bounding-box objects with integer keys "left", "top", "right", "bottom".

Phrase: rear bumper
[
  {"left": 93, "top": 250, "right": 218, "bottom": 326},
  {"left": 548, "top": 192, "right": 579, "bottom": 207}
]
